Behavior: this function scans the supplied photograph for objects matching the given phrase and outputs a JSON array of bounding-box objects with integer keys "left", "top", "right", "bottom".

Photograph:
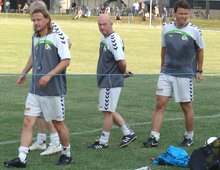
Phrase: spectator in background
[
  {"left": 71, "top": 1, "right": 76, "bottom": 14},
  {"left": 110, "top": 7, "right": 113, "bottom": 15},
  {"left": 28, "top": 0, "right": 33, "bottom": 7},
  {"left": 73, "top": 7, "right": 82, "bottom": 19},
  {"left": 83, "top": 9, "right": 91, "bottom": 18},
  {"left": 99, "top": 5, "right": 105, "bottom": 15},
  {"left": 5, "top": 0, "right": 10, "bottom": 13},
  {"left": 152, "top": 1, "right": 156, "bottom": 13},
  {"left": 151, "top": 12, "right": 157, "bottom": 24},
  {"left": 162, "top": 7, "right": 167, "bottom": 25},
  {"left": 147, "top": 2, "right": 150, "bottom": 13},
  {"left": 106, "top": 6, "right": 110, "bottom": 14},
  {"left": 139, "top": 1, "right": 145, "bottom": 17},
  {"left": 22, "top": 3, "right": 28, "bottom": 14},
  {"left": 0, "top": 0, "right": 3, "bottom": 13},
  {"left": 155, "top": 5, "right": 159, "bottom": 17},
  {"left": 115, "top": 6, "right": 121, "bottom": 25},
  {"left": 144, "top": 11, "right": 149, "bottom": 20},
  {"left": 133, "top": 0, "right": 139, "bottom": 16}
]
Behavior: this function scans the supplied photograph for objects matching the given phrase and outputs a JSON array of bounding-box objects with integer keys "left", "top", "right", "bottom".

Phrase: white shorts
[
  {"left": 156, "top": 74, "right": 193, "bottom": 102},
  {"left": 25, "top": 93, "right": 65, "bottom": 121},
  {"left": 98, "top": 87, "right": 121, "bottom": 112}
]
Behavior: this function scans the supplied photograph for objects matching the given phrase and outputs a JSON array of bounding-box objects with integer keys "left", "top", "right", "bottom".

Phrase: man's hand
[
  {"left": 17, "top": 75, "right": 27, "bottom": 87},
  {"left": 196, "top": 73, "right": 202, "bottom": 83},
  {"left": 38, "top": 75, "right": 52, "bottom": 88},
  {"left": 124, "top": 70, "right": 133, "bottom": 79}
]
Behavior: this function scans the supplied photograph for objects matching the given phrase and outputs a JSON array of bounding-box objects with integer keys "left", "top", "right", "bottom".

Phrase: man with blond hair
[
  {"left": 21, "top": 1, "right": 72, "bottom": 157},
  {"left": 4, "top": 8, "right": 72, "bottom": 168}
]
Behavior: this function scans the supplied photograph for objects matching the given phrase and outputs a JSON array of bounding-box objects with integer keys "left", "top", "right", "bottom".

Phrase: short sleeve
[{"left": 109, "top": 33, "right": 125, "bottom": 61}]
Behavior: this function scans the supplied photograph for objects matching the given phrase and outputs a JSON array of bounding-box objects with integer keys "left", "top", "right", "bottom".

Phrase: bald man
[
  {"left": 87, "top": 14, "right": 137, "bottom": 149},
  {"left": 18, "top": 1, "right": 72, "bottom": 156}
]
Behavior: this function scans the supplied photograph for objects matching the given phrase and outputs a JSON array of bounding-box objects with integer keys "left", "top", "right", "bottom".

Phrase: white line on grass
[{"left": 1, "top": 114, "right": 220, "bottom": 145}]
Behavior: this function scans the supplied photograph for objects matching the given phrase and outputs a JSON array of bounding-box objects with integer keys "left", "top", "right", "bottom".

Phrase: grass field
[{"left": 0, "top": 16, "right": 220, "bottom": 170}]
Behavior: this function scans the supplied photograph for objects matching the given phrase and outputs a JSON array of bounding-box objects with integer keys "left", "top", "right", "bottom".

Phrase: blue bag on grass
[{"left": 153, "top": 145, "right": 190, "bottom": 167}]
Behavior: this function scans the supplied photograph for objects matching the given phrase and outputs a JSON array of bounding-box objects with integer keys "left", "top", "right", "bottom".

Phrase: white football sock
[
  {"left": 62, "top": 144, "right": 71, "bottom": 157},
  {"left": 18, "top": 146, "right": 29, "bottom": 163},
  {"left": 37, "top": 133, "right": 46, "bottom": 144},
  {"left": 185, "top": 130, "right": 194, "bottom": 139},
  {"left": 151, "top": 130, "right": 160, "bottom": 141},
  {"left": 50, "top": 133, "right": 60, "bottom": 146},
  {"left": 99, "top": 131, "right": 110, "bottom": 144},
  {"left": 120, "top": 124, "right": 132, "bottom": 136}
]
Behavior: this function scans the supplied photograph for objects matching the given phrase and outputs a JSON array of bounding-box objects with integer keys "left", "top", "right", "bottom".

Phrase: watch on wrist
[{"left": 197, "top": 70, "right": 203, "bottom": 73}]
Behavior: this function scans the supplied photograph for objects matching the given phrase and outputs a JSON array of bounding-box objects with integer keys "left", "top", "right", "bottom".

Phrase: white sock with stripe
[{"left": 99, "top": 131, "right": 110, "bottom": 144}]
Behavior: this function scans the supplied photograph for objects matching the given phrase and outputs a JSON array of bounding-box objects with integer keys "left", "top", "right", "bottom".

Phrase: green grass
[{"left": 0, "top": 17, "right": 220, "bottom": 169}]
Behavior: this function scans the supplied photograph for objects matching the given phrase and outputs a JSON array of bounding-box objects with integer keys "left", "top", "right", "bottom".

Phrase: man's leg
[
  {"left": 19, "top": 116, "right": 38, "bottom": 161},
  {"left": 180, "top": 102, "right": 194, "bottom": 132},
  {"left": 20, "top": 116, "right": 38, "bottom": 147},
  {"left": 53, "top": 121, "right": 69, "bottom": 147},
  {"left": 39, "top": 121, "right": 61, "bottom": 156},
  {"left": 52, "top": 120, "right": 71, "bottom": 165},
  {"left": 87, "top": 111, "right": 112, "bottom": 149},
  {"left": 4, "top": 116, "right": 37, "bottom": 168},
  {"left": 178, "top": 102, "right": 194, "bottom": 147},
  {"left": 29, "top": 117, "right": 47, "bottom": 151},
  {"left": 103, "top": 111, "right": 113, "bottom": 132},
  {"left": 143, "top": 95, "right": 169, "bottom": 147},
  {"left": 100, "top": 111, "right": 113, "bottom": 145},
  {"left": 113, "top": 112, "right": 137, "bottom": 148},
  {"left": 46, "top": 121, "right": 60, "bottom": 145}
]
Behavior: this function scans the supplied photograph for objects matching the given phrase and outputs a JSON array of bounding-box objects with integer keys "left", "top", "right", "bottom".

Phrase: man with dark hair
[
  {"left": 133, "top": 1, "right": 139, "bottom": 16},
  {"left": 28, "top": 0, "right": 33, "bottom": 7},
  {"left": 71, "top": 1, "right": 76, "bottom": 14},
  {"left": 162, "top": 7, "right": 167, "bottom": 25},
  {"left": 4, "top": 7, "right": 72, "bottom": 168},
  {"left": 115, "top": 6, "right": 122, "bottom": 25},
  {"left": 87, "top": 14, "right": 137, "bottom": 149},
  {"left": 143, "top": 0, "right": 205, "bottom": 148}
]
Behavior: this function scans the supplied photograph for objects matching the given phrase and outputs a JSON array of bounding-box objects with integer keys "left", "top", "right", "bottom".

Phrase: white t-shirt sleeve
[
  {"left": 195, "top": 28, "right": 205, "bottom": 50},
  {"left": 55, "top": 34, "right": 71, "bottom": 61},
  {"left": 110, "top": 34, "right": 125, "bottom": 61},
  {"left": 52, "top": 21, "right": 69, "bottom": 41}
]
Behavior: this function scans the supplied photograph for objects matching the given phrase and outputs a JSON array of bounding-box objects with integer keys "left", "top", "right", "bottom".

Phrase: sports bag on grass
[{"left": 188, "top": 138, "right": 220, "bottom": 170}]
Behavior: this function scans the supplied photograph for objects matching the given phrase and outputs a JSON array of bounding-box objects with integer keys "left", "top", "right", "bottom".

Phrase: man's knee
[
  {"left": 23, "top": 116, "right": 36, "bottom": 129},
  {"left": 155, "top": 100, "right": 167, "bottom": 110},
  {"left": 180, "top": 102, "right": 192, "bottom": 112},
  {"left": 52, "top": 120, "right": 64, "bottom": 131}
]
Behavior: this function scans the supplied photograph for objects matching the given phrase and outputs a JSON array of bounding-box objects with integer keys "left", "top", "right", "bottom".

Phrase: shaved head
[
  {"left": 98, "top": 14, "right": 112, "bottom": 24},
  {"left": 29, "top": 1, "right": 47, "bottom": 15},
  {"left": 98, "top": 14, "right": 113, "bottom": 37}
]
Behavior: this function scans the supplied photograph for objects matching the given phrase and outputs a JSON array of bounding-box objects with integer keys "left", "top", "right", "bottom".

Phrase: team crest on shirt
[
  {"left": 103, "top": 46, "right": 107, "bottom": 51},
  {"left": 45, "top": 44, "right": 51, "bottom": 50},
  {"left": 182, "top": 35, "right": 188, "bottom": 41}
]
